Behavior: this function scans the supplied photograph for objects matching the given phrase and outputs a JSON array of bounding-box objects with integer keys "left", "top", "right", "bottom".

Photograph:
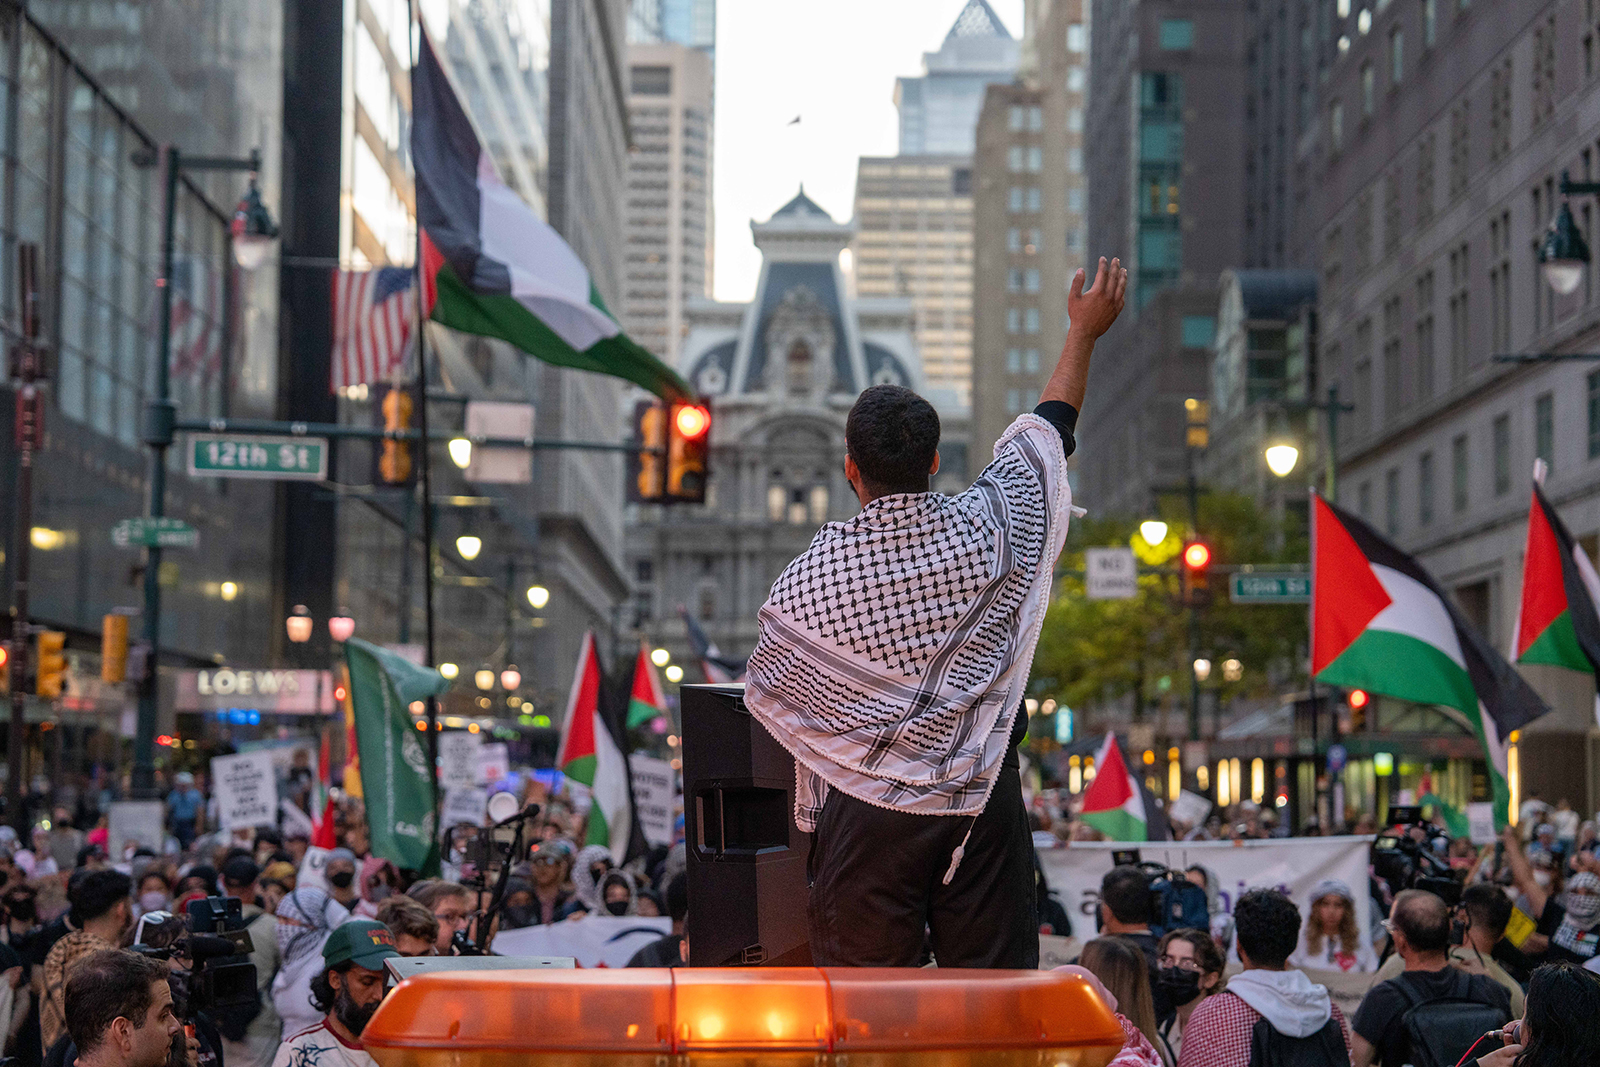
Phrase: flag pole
[{"left": 409, "top": 0, "right": 442, "bottom": 826}]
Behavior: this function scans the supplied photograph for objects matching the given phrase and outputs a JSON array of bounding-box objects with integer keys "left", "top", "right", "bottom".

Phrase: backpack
[
  {"left": 1248, "top": 1015, "right": 1348, "bottom": 1067},
  {"left": 1391, "top": 969, "right": 1510, "bottom": 1067},
  {"left": 1140, "top": 863, "right": 1209, "bottom": 937}
]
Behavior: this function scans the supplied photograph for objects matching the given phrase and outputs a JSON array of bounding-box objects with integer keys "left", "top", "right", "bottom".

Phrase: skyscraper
[
  {"left": 624, "top": 44, "right": 715, "bottom": 362},
  {"left": 894, "top": 0, "right": 1019, "bottom": 156}
]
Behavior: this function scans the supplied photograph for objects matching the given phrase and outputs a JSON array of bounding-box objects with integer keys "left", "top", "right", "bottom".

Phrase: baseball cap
[{"left": 323, "top": 920, "right": 400, "bottom": 970}]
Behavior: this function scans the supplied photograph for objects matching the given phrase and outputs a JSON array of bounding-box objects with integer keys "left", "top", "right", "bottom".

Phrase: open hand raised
[{"left": 1067, "top": 256, "right": 1128, "bottom": 341}]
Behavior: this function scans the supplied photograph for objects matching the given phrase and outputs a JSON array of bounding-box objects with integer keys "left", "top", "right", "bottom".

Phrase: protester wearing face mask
[
  {"left": 1503, "top": 827, "right": 1600, "bottom": 966},
  {"left": 1288, "top": 880, "right": 1379, "bottom": 973},
  {"left": 271, "top": 887, "right": 352, "bottom": 1039},
  {"left": 563, "top": 845, "right": 614, "bottom": 918},
  {"left": 1154, "top": 929, "right": 1225, "bottom": 1065},
  {"left": 325, "top": 850, "right": 360, "bottom": 911},
  {"left": 133, "top": 874, "right": 171, "bottom": 920},
  {"left": 599, "top": 871, "right": 638, "bottom": 917},
  {"left": 271, "top": 921, "right": 399, "bottom": 1067}
]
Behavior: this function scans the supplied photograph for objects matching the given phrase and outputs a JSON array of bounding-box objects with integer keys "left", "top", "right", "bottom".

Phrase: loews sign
[{"left": 176, "top": 669, "right": 334, "bottom": 715}]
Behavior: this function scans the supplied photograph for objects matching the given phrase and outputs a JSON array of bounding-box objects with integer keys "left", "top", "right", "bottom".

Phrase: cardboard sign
[
  {"left": 628, "top": 754, "right": 677, "bottom": 847},
  {"left": 210, "top": 751, "right": 279, "bottom": 831},
  {"left": 438, "top": 731, "right": 483, "bottom": 790}
]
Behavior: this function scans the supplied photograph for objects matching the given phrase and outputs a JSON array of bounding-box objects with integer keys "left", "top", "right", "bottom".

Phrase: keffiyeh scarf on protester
[
  {"left": 745, "top": 415, "right": 1072, "bottom": 831},
  {"left": 1554, "top": 871, "right": 1600, "bottom": 957}
]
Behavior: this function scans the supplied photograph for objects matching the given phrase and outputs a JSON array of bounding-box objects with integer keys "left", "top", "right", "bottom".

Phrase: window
[
  {"left": 1361, "top": 62, "right": 1375, "bottom": 117},
  {"left": 1159, "top": 19, "right": 1195, "bottom": 49},
  {"left": 1382, "top": 296, "right": 1403, "bottom": 422},
  {"left": 1423, "top": 0, "right": 1437, "bottom": 47},
  {"left": 1416, "top": 271, "right": 1436, "bottom": 403},
  {"left": 1449, "top": 242, "right": 1470, "bottom": 379},
  {"left": 1067, "top": 108, "right": 1084, "bottom": 132},
  {"left": 1385, "top": 468, "right": 1401, "bottom": 537},
  {"left": 1028, "top": 106, "right": 1043, "bottom": 131},
  {"left": 1533, "top": 16, "right": 1556, "bottom": 127},
  {"left": 1416, "top": 132, "right": 1435, "bottom": 227},
  {"left": 1452, "top": 433, "right": 1469, "bottom": 512},
  {"left": 1489, "top": 60, "right": 1512, "bottom": 160},
  {"left": 1026, "top": 187, "right": 1041, "bottom": 211},
  {"left": 1182, "top": 316, "right": 1217, "bottom": 348},
  {"left": 809, "top": 485, "right": 829, "bottom": 525},
  {"left": 1419, "top": 452, "right": 1435, "bottom": 525},
  {"left": 1489, "top": 209, "right": 1511, "bottom": 352},
  {"left": 1009, "top": 105, "right": 1026, "bottom": 132},
  {"left": 1383, "top": 172, "right": 1401, "bottom": 256},
  {"left": 1389, "top": 27, "right": 1404, "bottom": 85},
  {"left": 787, "top": 487, "right": 808, "bottom": 525},
  {"left": 1068, "top": 66, "right": 1085, "bottom": 92},
  {"left": 1024, "top": 348, "right": 1040, "bottom": 372},
  {"left": 1535, "top": 392, "right": 1554, "bottom": 473},
  {"left": 1024, "top": 308, "right": 1040, "bottom": 333},
  {"left": 1028, "top": 145, "right": 1043, "bottom": 172},
  {"left": 1330, "top": 100, "right": 1345, "bottom": 151},
  {"left": 1006, "top": 388, "right": 1022, "bottom": 412},
  {"left": 1008, "top": 268, "right": 1023, "bottom": 292},
  {"left": 631, "top": 65, "right": 672, "bottom": 94},
  {"left": 1448, "top": 101, "right": 1470, "bottom": 199},
  {"left": 1067, "top": 23, "right": 1086, "bottom": 52},
  {"left": 635, "top": 559, "right": 654, "bottom": 582},
  {"left": 1024, "top": 268, "right": 1041, "bottom": 293},
  {"left": 1590, "top": 370, "right": 1600, "bottom": 458},
  {"left": 1068, "top": 188, "right": 1084, "bottom": 212},
  {"left": 1359, "top": 480, "right": 1373, "bottom": 519},
  {"left": 1493, "top": 413, "right": 1511, "bottom": 495},
  {"left": 1007, "top": 348, "right": 1021, "bottom": 373},
  {"left": 1008, "top": 146, "right": 1025, "bottom": 172},
  {"left": 767, "top": 484, "right": 786, "bottom": 522},
  {"left": 1067, "top": 148, "right": 1082, "bottom": 173},
  {"left": 1007, "top": 308, "right": 1021, "bottom": 333},
  {"left": 1007, "top": 228, "right": 1022, "bottom": 252},
  {"left": 699, "top": 585, "right": 717, "bottom": 620},
  {"left": 1009, "top": 187, "right": 1023, "bottom": 212}
]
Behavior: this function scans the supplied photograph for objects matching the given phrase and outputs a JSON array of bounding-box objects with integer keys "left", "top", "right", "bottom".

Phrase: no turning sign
[{"left": 1085, "top": 547, "right": 1138, "bottom": 600}]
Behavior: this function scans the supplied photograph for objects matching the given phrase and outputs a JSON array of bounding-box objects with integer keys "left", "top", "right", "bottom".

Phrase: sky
[{"left": 711, "top": 0, "right": 1025, "bottom": 303}]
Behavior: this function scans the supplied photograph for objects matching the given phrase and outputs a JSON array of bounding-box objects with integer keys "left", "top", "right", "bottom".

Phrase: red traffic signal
[
  {"left": 334, "top": 683, "right": 348, "bottom": 704},
  {"left": 0, "top": 645, "right": 8, "bottom": 670},
  {"left": 1348, "top": 689, "right": 1369, "bottom": 710},
  {"left": 674, "top": 403, "right": 710, "bottom": 440},
  {"left": 1183, "top": 541, "right": 1211, "bottom": 570}
]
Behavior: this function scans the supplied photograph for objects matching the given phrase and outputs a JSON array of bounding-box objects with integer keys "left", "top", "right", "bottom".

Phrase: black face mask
[
  {"left": 605, "top": 900, "right": 629, "bottom": 916},
  {"left": 1155, "top": 966, "right": 1203, "bottom": 1006},
  {"left": 328, "top": 870, "right": 355, "bottom": 889}
]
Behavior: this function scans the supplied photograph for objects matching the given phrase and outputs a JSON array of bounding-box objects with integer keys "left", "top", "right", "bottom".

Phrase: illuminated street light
[
  {"left": 1539, "top": 197, "right": 1590, "bottom": 296},
  {"left": 285, "top": 605, "right": 313, "bottom": 644},
  {"left": 651, "top": 648, "right": 671, "bottom": 668},
  {"left": 1264, "top": 443, "right": 1300, "bottom": 477},
  {"left": 1139, "top": 520, "right": 1169, "bottom": 547},
  {"left": 439, "top": 662, "right": 459, "bottom": 680},
  {"left": 328, "top": 614, "right": 355, "bottom": 643},
  {"left": 219, "top": 581, "right": 239, "bottom": 602},
  {"left": 448, "top": 437, "right": 473, "bottom": 469},
  {"left": 501, "top": 667, "right": 521, "bottom": 690},
  {"left": 664, "top": 664, "right": 684, "bottom": 683},
  {"left": 456, "top": 535, "right": 482, "bottom": 561},
  {"left": 1192, "top": 657, "right": 1212, "bottom": 682},
  {"left": 1222, "top": 657, "right": 1243, "bottom": 682},
  {"left": 474, "top": 669, "right": 495, "bottom": 691},
  {"left": 526, "top": 584, "right": 550, "bottom": 609}
]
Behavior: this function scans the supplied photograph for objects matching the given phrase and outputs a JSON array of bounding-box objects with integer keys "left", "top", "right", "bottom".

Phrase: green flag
[{"left": 345, "top": 638, "right": 449, "bottom": 874}]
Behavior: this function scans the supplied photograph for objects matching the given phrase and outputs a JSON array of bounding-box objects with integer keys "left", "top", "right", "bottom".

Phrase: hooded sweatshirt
[{"left": 1224, "top": 969, "right": 1333, "bottom": 1038}]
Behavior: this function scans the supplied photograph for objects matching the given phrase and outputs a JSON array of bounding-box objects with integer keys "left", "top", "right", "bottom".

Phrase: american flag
[{"left": 331, "top": 266, "right": 417, "bottom": 390}]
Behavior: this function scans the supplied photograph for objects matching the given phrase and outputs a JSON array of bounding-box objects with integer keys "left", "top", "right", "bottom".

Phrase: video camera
[
  {"left": 1372, "top": 805, "right": 1463, "bottom": 905},
  {"left": 132, "top": 896, "right": 258, "bottom": 1022},
  {"left": 442, "top": 796, "right": 542, "bottom": 955}
]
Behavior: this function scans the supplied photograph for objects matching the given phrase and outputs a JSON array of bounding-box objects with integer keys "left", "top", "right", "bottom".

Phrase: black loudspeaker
[{"left": 680, "top": 683, "right": 811, "bottom": 966}]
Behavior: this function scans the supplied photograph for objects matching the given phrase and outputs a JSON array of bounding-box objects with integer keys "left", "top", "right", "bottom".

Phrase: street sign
[
  {"left": 1229, "top": 572, "right": 1311, "bottom": 603},
  {"left": 1085, "top": 547, "right": 1138, "bottom": 599},
  {"left": 464, "top": 401, "right": 535, "bottom": 483},
  {"left": 188, "top": 433, "right": 328, "bottom": 480},
  {"left": 112, "top": 517, "right": 198, "bottom": 549}
]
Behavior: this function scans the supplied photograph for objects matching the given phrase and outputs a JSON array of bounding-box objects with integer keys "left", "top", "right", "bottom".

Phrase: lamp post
[
  {"left": 132, "top": 146, "right": 276, "bottom": 798},
  {"left": 1539, "top": 172, "right": 1595, "bottom": 296}
]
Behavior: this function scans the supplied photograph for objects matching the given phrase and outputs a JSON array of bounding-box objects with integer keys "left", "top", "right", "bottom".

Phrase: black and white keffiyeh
[{"left": 744, "top": 414, "right": 1073, "bottom": 831}]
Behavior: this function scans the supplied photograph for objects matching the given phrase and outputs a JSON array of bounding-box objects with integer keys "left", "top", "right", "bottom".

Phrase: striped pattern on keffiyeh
[{"left": 744, "top": 414, "right": 1072, "bottom": 830}]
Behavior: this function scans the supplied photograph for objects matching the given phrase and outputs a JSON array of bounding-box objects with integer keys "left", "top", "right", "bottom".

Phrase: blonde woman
[{"left": 1288, "top": 879, "right": 1378, "bottom": 973}]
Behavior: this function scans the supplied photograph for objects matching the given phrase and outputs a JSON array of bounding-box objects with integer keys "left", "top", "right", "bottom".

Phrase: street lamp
[
  {"left": 286, "top": 605, "right": 313, "bottom": 644},
  {"left": 219, "top": 581, "right": 239, "bottom": 602},
  {"left": 1264, "top": 443, "right": 1300, "bottom": 478},
  {"left": 526, "top": 584, "right": 550, "bottom": 609},
  {"left": 1222, "top": 657, "right": 1243, "bottom": 682},
  {"left": 1538, "top": 186, "right": 1591, "bottom": 296},
  {"left": 448, "top": 437, "right": 473, "bottom": 469},
  {"left": 438, "top": 662, "right": 459, "bottom": 680},
  {"left": 1139, "top": 520, "right": 1169, "bottom": 548},
  {"left": 1193, "top": 657, "right": 1212, "bottom": 682},
  {"left": 328, "top": 614, "right": 355, "bottom": 643},
  {"left": 500, "top": 666, "right": 521, "bottom": 690},
  {"left": 230, "top": 177, "right": 280, "bottom": 270},
  {"left": 456, "top": 535, "right": 482, "bottom": 561},
  {"left": 664, "top": 664, "right": 684, "bottom": 683},
  {"left": 651, "top": 648, "right": 671, "bottom": 667},
  {"left": 474, "top": 669, "right": 495, "bottom": 691}
]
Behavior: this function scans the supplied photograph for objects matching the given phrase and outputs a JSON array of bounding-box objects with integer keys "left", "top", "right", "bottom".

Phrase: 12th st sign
[
  {"left": 188, "top": 433, "right": 328, "bottom": 480},
  {"left": 1229, "top": 572, "right": 1311, "bottom": 603}
]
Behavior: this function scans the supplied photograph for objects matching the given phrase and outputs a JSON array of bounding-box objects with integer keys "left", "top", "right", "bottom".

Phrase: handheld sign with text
[{"left": 210, "top": 751, "right": 279, "bottom": 831}]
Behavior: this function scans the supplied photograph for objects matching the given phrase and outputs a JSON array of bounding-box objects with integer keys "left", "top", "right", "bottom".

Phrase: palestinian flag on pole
[
  {"left": 1511, "top": 481, "right": 1600, "bottom": 727},
  {"left": 626, "top": 641, "right": 668, "bottom": 728},
  {"left": 557, "top": 632, "right": 634, "bottom": 862},
  {"left": 1311, "top": 493, "right": 1548, "bottom": 827},
  {"left": 1080, "top": 732, "right": 1154, "bottom": 841},
  {"left": 410, "top": 27, "right": 691, "bottom": 403}
]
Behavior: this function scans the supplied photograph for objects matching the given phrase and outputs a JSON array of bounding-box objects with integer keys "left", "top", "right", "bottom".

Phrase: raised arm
[
  {"left": 1040, "top": 256, "right": 1128, "bottom": 410},
  {"left": 1501, "top": 827, "right": 1549, "bottom": 917}
]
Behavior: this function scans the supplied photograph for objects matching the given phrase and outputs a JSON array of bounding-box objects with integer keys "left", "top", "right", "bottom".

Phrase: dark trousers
[{"left": 807, "top": 764, "right": 1039, "bottom": 968}]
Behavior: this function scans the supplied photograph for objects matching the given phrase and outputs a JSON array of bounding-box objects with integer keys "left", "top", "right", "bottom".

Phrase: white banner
[
  {"left": 491, "top": 914, "right": 672, "bottom": 967},
  {"left": 210, "top": 751, "right": 279, "bottom": 831},
  {"left": 438, "top": 732, "right": 483, "bottom": 790},
  {"left": 108, "top": 800, "right": 165, "bottom": 859},
  {"left": 1038, "top": 836, "right": 1373, "bottom": 950},
  {"left": 628, "top": 754, "right": 677, "bottom": 847},
  {"left": 442, "top": 787, "right": 488, "bottom": 829}
]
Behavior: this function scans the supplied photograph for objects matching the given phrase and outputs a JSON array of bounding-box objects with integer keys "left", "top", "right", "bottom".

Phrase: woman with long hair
[
  {"left": 1287, "top": 879, "right": 1378, "bottom": 972},
  {"left": 1154, "top": 929, "right": 1226, "bottom": 1064},
  {"left": 1077, "top": 936, "right": 1166, "bottom": 1066},
  {"left": 1474, "top": 962, "right": 1600, "bottom": 1066}
]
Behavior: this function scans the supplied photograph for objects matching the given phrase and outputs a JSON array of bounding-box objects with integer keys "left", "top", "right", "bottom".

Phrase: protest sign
[
  {"left": 1467, "top": 802, "right": 1497, "bottom": 845},
  {"left": 108, "top": 800, "right": 165, "bottom": 859},
  {"left": 628, "top": 754, "right": 677, "bottom": 846},
  {"left": 491, "top": 914, "right": 671, "bottom": 967},
  {"left": 210, "top": 751, "right": 279, "bottom": 830},
  {"left": 443, "top": 787, "right": 489, "bottom": 829},
  {"left": 479, "top": 742, "right": 509, "bottom": 783},
  {"left": 1168, "top": 790, "right": 1214, "bottom": 828},
  {"left": 1038, "top": 836, "right": 1373, "bottom": 948},
  {"left": 438, "top": 731, "right": 483, "bottom": 790}
]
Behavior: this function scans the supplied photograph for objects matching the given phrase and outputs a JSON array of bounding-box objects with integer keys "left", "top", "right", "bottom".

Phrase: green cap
[{"left": 322, "top": 920, "right": 400, "bottom": 970}]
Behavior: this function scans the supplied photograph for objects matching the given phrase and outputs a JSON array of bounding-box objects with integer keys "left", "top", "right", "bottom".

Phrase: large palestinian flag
[
  {"left": 410, "top": 28, "right": 690, "bottom": 403},
  {"left": 1512, "top": 482, "right": 1600, "bottom": 726},
  {"left": 556, "top": 632, "right": 634, "bottom": 862},
  {"left": 1311, "top": 494, "right": 1548, "bottom": 826}
]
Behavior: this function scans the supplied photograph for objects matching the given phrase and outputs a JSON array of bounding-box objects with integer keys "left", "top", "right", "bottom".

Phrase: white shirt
[{"left": 271, "top": 1020, "right": 377, "bottom": 1067}]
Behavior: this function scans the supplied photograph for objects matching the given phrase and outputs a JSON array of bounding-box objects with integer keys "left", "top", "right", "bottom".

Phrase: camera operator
[
  {"left": 217, "top": 859, "right": 280, "bottom": 1067},
  {"left": 41, "top": 869, "right": 132, "bottom": 1052},
  {"left": 62, "top": 950, "right": 190, "bottom": 1067},
  {"left": 271, "top": 921, "right": 399, "bottom": 1067},
  {"left": 126, "top": 911, "right": 232, "bottom": 1067}
]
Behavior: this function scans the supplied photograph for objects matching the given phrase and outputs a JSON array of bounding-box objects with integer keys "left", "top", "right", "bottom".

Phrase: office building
[
  {"left": 971, "top": 0, "right": 1088, "bottom": 458},
  {"left": 1076, "top": 0, "right": 1247, "bottom": 518},
  {"left": 895, "top": 0, "right": 1019, "bottom": 157},
  {"left": 1316, "top": 0, "right": 1600, "bottom": 810},
  {"left": 624, "top": 44, "right": 714, "bottom": 362}
]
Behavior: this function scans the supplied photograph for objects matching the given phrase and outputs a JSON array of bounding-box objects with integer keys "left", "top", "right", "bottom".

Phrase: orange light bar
[{"left": 362, "top": 968, "right": 1123, "bottom": 1066}]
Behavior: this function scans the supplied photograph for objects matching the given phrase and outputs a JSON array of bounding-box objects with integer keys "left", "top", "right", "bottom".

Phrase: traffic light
[
  {"left": 1182, "top": 540, "right": 1212, "bottom": 607},
  {"left": 1184, "top": 398, "right": 1209, "bottom": 449},
  {"left": 626, "top": 400, "right": 666, "bottom": 503},
  {"left": 666, "top": 402, "right": 710, "bottom": 503},
  {"left": 1348, "top": 688, "right": 1369, "bottom": 731},
  {"left": 0, "top": 643, "right": 9, "bottom": 694},
  {"left": 376, "top": 385, "right": 414, "bottom": 485},
  {"left": 101, "top": 613, "right": 129, "bottom": 683},
  {"left": 35, "top": 630, "right": 65, "bottom": 698}
]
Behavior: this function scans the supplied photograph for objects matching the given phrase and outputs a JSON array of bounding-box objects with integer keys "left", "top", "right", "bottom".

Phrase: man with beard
[{"left": 271, "top": 921, "right": 398, "bottom": 1067}]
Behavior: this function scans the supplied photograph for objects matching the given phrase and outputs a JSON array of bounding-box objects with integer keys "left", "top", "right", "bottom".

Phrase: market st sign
[{"left": 176, "top": 669, "right": 334, "bottom": 714}]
